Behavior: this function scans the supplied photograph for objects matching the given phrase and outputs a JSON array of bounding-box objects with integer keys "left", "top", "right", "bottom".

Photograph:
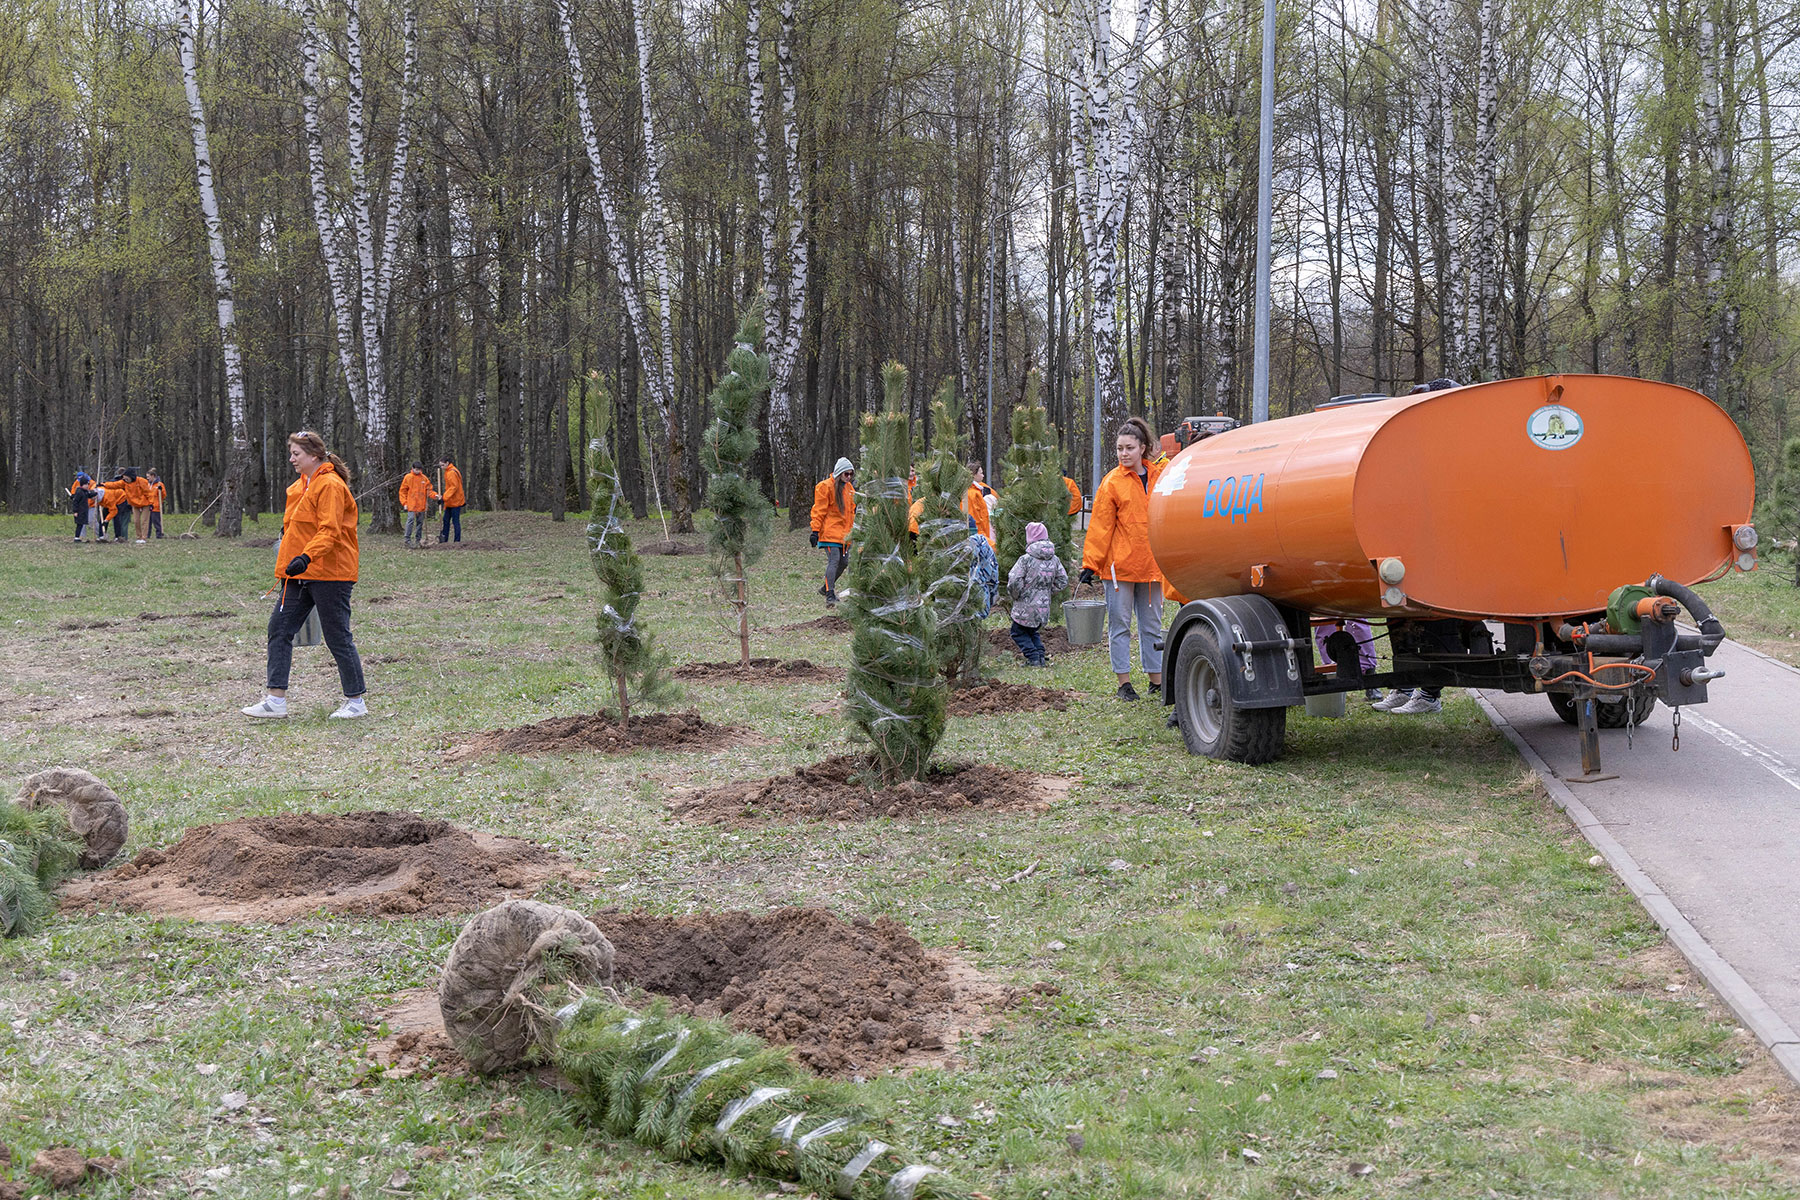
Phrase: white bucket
[{"left": 1304, "top": 692, "right": 1346, "bottom": 719}]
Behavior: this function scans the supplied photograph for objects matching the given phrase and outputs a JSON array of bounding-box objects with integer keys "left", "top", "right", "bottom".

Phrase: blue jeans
[
  {"left": 1009, "top": 621, "right": 1046, "bottom": 664},
  {"left": 1104, "top": 580, "right": 1164, "bottom": 676},
  {"left": 440, "top": 505, "right": 463, "bottom": 542},
  {"left": 266, "top": 580, "right": 366, "bottom": 697}
]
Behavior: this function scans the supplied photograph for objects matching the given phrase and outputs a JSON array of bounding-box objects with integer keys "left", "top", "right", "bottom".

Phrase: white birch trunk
[
  {"left": 1430, "top": 0, "right": 1462, "bottom": 380},
  {"left": 1472, "top": 0, "right": 1499, "bottom": 379},
  {"left": 301, "top": 8, "right": 370, "bottom": 428},
  {"left": 1699, "top": 0, "right": 1734, "bottom": 404},
  {"left": 180, "top": 0, "right": 250, "bottom": 536}
]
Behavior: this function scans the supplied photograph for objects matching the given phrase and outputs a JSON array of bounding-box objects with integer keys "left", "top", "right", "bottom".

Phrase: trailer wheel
[
  {"left": 1174, "top": 625, "right": 1286, "bottom": 764},
  {"left": 1548, "top": 691, "right": 1655, "bottom": 727},
  {"left": 1548, "top": 693, "right": 1579, "bottom": 726}
]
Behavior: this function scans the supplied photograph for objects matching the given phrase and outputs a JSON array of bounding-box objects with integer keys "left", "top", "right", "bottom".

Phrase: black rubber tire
[
  {"left": 1549, "top": 691, "right": 1655, "bottom": 728},
  {"left": 1173, "top": 624, "right": 1287, "bottom": 764}
]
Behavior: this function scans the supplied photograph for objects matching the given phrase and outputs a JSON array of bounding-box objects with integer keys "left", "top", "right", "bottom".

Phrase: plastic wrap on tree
[
  {"left": 700, "top": 300, "right": 775, "bottom": 664},
  {"left": 993, "top": 380, "right": 1075, "bottom": 618},
  {"left": 587, "top": 430, "right": 680, "bottom": 719},
  {"left": 914, "top": 382, "right": 984, "bottom": 688}
]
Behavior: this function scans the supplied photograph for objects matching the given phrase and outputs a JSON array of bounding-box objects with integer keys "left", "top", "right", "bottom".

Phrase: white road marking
[{"left": 1684, "top": 710, "right": 1800, "bottom": 797}]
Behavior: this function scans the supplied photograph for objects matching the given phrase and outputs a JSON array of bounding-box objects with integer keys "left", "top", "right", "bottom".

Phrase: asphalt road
[{"left": 1480, "top": 637, "right": 1800, "bottom": 1080}]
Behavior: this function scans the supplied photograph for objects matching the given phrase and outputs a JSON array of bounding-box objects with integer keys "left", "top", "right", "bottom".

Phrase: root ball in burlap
[
  {"left": 439, "top": 899, "right": 614, "bottom": 1074},
  {"left": 16, "top": 769, "right": 128, "bottom": 869}
]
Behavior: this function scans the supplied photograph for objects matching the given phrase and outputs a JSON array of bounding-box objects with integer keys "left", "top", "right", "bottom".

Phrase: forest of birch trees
[{"left": 3, "top": 0, "right": 1797, "bottom": 532}]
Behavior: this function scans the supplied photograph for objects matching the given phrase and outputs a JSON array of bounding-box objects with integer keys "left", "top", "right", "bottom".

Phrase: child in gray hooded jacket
[{"left": 1006, "top": 521, "right": 1068, "bottom": 665}]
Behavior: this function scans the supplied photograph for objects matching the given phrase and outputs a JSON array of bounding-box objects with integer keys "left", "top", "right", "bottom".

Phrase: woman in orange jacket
[
  {"left": 809, "top": 457, "right": 856, "bottom": 606},
  {"left": 436, "top": 457, "right": 466, "bottom": 543},
  {"left": 243, "top": 431, "right": 368, "bottom": 720},
  {"left": 1079, "top": 416, "right": 1165, "bottom": 701}
]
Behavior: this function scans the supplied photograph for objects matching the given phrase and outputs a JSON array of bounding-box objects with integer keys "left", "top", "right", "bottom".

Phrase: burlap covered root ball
[
  {"left": 439, "top": 899, "right": 614, "bottom": 1074},
  {"left": 16, "top": 768, "right": 128, "bottom": 869}
]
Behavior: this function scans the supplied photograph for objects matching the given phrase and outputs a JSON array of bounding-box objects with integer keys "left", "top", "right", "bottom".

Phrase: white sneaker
[
  {"left": 242, "top": 696, "right": 288, "bottom": 719},
  {"left": 329, "top": 697, "right": 368, "bottom": 719},
  {"left": 134, "top": 538, "right": 146, "bottom": 544},
  {"left": 1370, "top": 689, "right": 1412, "bottom": 711},
  {"left": 1390, "top": 693, "right": 1443, "bottom": 715}
]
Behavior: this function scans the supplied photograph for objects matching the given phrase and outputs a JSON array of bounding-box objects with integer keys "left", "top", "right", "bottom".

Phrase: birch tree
[
  {"left": 1469, "top": 0, "right": 1500, "bottom": 378},
  {"left": 178, "top": 0, "right": 250, "bottom": 537}
]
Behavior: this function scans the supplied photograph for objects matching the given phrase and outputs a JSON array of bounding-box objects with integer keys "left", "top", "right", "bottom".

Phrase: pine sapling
[
  {"left": 1758, "top": 436, "right": 1800, "bottom": 587},
  {"left": 701, "top": 301, "right": 775, "bottom": 663},
  {"left": 587, "top": 434, "right": 679, "bottom": 720},
  {"left": 995, "top": 382, "right": 1076, "bottom": 618},
  {"left": 915, "top": 382, "right": 984, "bottom": 688},
  {"left": 844, "top": 362, "right": 946, "bottom": 782}
]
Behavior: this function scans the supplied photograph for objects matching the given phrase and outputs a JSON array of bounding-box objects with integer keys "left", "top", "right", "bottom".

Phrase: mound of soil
[
  {"left": 774, "top": 614, "right": 852, "bottom": 634},
  {"left": 947, "top": 681, "right": 1072, "bottom": 716},
  {"left": 987, "top": 623, "right": 1099, "bottom": 657},
  {"left": 592, "top": 908, "right": 1004, "bottom": 1075},
  {"left": 447, "top": 710, "right": 752, "bottom": 760},
  {"left": 641, "top": 540, "right": 706, "bottom": 556},
  {"left": 668, "top": 754, "right": 1071, "bottom": 825},
  {"left": 60, "top": 811, "right": 563, "bottom": 922},
  {"left": 674, "top": 658, "right": 844, "bottom": 684}
]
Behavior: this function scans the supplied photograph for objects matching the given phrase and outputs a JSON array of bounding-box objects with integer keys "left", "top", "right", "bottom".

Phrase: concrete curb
[{"left": 1475, "top": 691, "right": 1800, "bottom": 1088}]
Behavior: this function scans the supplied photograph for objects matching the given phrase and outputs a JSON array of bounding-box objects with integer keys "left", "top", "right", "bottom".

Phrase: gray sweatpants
[
  {"left": 404, "top": 512, "right": 426, "bottom": 545},
  {"left": 1104, "top": 579, "right": 1164, "bottom": 676}
]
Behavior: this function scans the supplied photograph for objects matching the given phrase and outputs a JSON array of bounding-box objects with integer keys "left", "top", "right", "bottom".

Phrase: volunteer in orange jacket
[
  {"left": 243, "top": 430, "right": 368, "bottom": 720},
  {"left": 146, "top": 470, "right": 168, "bottom": 538},
  {"left": 962, "top": 464, "right": 994, "bottom": 547},
  {"left": 809, "top": 457, "right": 856, "bottom": 606},
  {"left": 1079, "top": 416, "right": 1165, "bottom": 702},
  {"left": 121, "top": 470, "right": 156, "bottom": 543},
  {"left": 398, "top": 462, "right": 433, "bottom": 547},
  {"left": 436, "top": 457, "right": 466, "bottom": 543}
]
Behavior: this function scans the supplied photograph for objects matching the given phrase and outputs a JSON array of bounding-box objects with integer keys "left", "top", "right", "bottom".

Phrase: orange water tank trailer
[{"left": 1146, "top": 375, "right": 1756, "bottom": 622}]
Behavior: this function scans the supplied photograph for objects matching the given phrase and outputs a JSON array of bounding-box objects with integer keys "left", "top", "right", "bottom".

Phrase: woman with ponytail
[
  {"left": 242, "top": 431, "right": 368, "bottom": 719},
  {"left": 1079, "top": 415, "right": 1166, "bottom": 701}
]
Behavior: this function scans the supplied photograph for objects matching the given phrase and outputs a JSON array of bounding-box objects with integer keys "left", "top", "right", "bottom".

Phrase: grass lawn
[
  {"left": 1698, "top": 555, "right": 1800, "bottom": 668},
  {"left": 3, "top": 508, "right": 1798, "bottom": 1199}
]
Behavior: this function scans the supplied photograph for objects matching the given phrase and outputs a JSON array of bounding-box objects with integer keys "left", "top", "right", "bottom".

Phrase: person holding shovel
[
  {"left": 1079, "top": 416, "right": 1165, "bottom": 702},
  {"left": 809, "top": 457, "right": 856, "bottom": 607},
  {"left": 146, "top": 470, "right": 168, "bottom": 538},
  {"left": 436, "top": 456, "right": 465, "bottom": 544},
  {"left": 242, "top": 430, "right": 367, "bottom": 720}
]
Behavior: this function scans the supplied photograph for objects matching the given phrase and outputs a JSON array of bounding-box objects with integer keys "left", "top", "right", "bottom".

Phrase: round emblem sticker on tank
[{"left": 1526, "top": 403, "right": 1584, "bottom": 449}]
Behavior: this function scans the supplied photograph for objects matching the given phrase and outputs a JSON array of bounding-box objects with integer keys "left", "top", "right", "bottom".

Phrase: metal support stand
[{"left": 1568, "top": 694, "right": 1618, "bottom": 784}]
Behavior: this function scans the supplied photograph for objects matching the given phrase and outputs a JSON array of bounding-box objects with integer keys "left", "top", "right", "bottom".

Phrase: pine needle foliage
[
  {"left": 845, "top": 362, "right": 946, "bottom": 782},
  {"left": 0, "top": 798, "right": 81, "bottom": 937},
  {"left": 915, "top": 382, "right": 985, "bottom": 688},
  {"left": 701, "top": 301, "right": 775, "bottom": 662},
  {"left": 1757, "top": 436, "right": 1800, "bottom": 586},
  {"left": 550, "top": 997, "right": 975, "bottom": 1200},
  {"left": 587, "top": 435, "right": 679, "bottom": 720},
  {"left": 994, "top": 383, "right": 1076, "bottom": 618}
]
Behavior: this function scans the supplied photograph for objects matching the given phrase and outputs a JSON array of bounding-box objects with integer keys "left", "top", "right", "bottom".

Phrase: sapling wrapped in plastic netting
[
  {"left": 993, "top": 381, "right": 1075, "bottom": 617},
  {"left": 587, "top": 433, "right": 680, "bottom": 720},
  {"left": 844, "top": 362, "right": 946, "bottom": 783},
  {"left": 0, "top": 796, "right": 83, "bottom": 937},
  {"left": 700, "top": 300, "right": 775, "bottom": 664},
  {"left": 914, "top": 382, "right": 984, "bottom": 688}
]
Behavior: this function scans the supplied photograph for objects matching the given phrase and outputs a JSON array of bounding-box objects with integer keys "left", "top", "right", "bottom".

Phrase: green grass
[
  {"left": 1698, "top": 555, "right": 1800, "bottom": 667},
  {"left": 1, "top": 509, "right": 1797, "bottom": 1198}
]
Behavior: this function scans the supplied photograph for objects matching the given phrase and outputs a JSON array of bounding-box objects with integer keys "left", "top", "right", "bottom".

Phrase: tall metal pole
[
  {"left": 985, "top": 201, "right": 996, "bottom": 483},
  {"left": 1251, "top": 0, "right": 1276, "bottom": 424}
]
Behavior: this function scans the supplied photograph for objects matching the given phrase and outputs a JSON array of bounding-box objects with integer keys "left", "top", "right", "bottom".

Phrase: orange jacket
[
  {"left": 1064, "top": 476, "right": 1083, "bottom": 516},
  {"left": 148, "top": 480, "right": 167, "bottom": 512},
  {"left": 121, "top": 478, "right": 154, "bottom": 508},
  {"left": 962, "top": 484, "right": 994, "bottom": 547},
  {"left": 437, "top": 463, "right": 465, "bottom": 507},
  {"left": 276, "top": 462, "right": 359, "bottom": 582},
  {"left": 810, "top": 476, "right": 855, "bottom": 545},
  {"left": 398, "top": 470, "right": 433, "bottom": 513},
  {"left": 98, "top": 484, "right": 123, "bottom": 519},
  {"left": 1082, "top": 461, "right": 1164, "bottom": 584}
]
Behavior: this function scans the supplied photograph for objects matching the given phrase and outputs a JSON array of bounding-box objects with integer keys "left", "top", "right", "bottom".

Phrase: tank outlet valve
[
  {"left": 1377, "top": 556, "right": 1406, "bottom": 585},
  {"left": 1732, "top": 523, "right": 1758, "bottom": 551},
  {"left": 1381, "top": 585, "right": 1406, "bottom": 607},
  {"left": 1681, "top": 666, "right": 1726, "bottom": 686}
]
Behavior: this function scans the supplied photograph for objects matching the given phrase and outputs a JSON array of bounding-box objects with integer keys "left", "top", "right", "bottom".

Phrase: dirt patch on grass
[
  {"left": 987, "top": 623, "right": 1100, "bottom": 657},
  {"left": 60, "top": 810, "right": 564, "bottom": 922},
  {"left": 425, "top": 538, "right": 516, "bottom": 551},
  {"left": 447, "top": 710, "right": 754, "bottom": 760},
  {"left": 641, "top": 540, "right": 706, "bottom": 556},
  {"left": 674, "top": 658, "right": 844, "bottom": 684},
  {"left": 365, "top": 989, "right": 467, "bottom": 1080},
  {"left": 947, "top": 681, "right": 1072, "bottom": 716},
  {"left": 137, "top": 609, "right": 235, "bottom": 621},
  {"left": 774, "top": 614, "right": 852, "bottom": 634},
  {"left": 591, "top": 907, "right": 1005, "bottom": 1075},
  {"left": 241, "top": 536, "right": 279, "bottom": 548},
  {"left": 668, "top": 754, "right": 1071, "bottom": 825}
]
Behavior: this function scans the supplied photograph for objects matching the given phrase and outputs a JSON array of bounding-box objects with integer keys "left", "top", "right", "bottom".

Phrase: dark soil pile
[
  {"left": 60, "top": 811, "right": 563, "bottom": 922},
  {"left": 668, "top": 755, "right": 1068, "bottom": 825},
  {"left": 592, "top": 908, "right": 994, "bottom": 1074},
  {"left": 987, "top": 623, "right": 1099, "bottom": 657},
  {"left": 641, "top": 540, "right": 706, "bottom": 556},
  {"left": 674, "top": 658, "right": 844, "bottom": 684},
  {"left": 774, "top": 614, "right": 852, "bottom": 635},
  {"left": 137, "top": 609, "right": 235, "bottom": 621},
  {"left": 447, "top": 710, "right": 752, "bottom": 760},
  {"left": 946, "top": 681, "right": 1072, "bottom": 716}
]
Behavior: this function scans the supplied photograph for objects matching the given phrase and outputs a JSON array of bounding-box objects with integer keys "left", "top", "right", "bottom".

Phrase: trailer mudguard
[{"left": 1162, "top": 595, "right": 1305, "bottom": 710}]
